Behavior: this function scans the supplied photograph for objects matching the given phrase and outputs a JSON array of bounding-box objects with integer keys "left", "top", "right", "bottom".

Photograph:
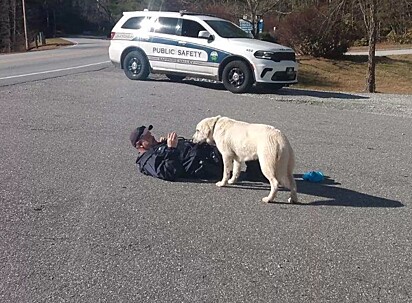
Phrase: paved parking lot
[{"left": 1, "top": 63, "right": 411, "bottom": 302}]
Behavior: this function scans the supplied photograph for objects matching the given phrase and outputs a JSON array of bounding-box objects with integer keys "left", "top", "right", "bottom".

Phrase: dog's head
[{"left": 192, "top": 115, "right": 221, "bottom": 145}]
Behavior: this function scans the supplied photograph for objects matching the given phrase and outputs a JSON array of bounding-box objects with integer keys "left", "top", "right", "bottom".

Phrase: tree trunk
[
  {"left": 366, "top": 0, "right": 377, "bottom": 93},
  {"left": 12, "top": 0, "right": 16, "bottom": 49},
  {"left": 0, "top": 0, "right": 11, "bottom": 53}
]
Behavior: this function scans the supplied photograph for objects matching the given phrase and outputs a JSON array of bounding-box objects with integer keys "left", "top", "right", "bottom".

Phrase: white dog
[{"left": 192, "top": 116, "right": 298, "bottom": 203}]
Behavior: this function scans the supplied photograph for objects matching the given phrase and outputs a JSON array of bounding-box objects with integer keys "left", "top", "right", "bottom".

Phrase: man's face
[{"left": 139, "top": 130, "right": 157, "bottom": 149}]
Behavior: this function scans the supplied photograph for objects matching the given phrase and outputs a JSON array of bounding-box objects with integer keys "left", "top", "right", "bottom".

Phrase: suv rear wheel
[
  {"left": 222, "top": 60, "right": 252, "bottom": 93},
  {"left": 123, "top": 51, "right": 150, "bottom": 80}
]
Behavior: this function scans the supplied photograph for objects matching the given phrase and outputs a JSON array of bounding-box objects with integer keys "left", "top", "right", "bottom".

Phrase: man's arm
[{"left": 136, "top": 132, "right": 184, "bottom": 181}]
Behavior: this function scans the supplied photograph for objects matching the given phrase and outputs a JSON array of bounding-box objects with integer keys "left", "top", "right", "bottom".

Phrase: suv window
[
  {"left": 154, "top": 17, "right": 179, "bottom": 35},
  {"left": 122, "top": 17, "right": 146, "bottom": 30},
  {"left": 205, "top": 20, "right": 250, "bottom": 38},
  {"left": 181, "top": 19, "right": 206, "bottom": 38}
]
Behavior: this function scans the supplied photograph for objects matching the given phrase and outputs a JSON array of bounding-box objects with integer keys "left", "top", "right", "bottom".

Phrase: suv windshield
[{"left": 205, "top": 20, "right": 251, "bottom": 38}]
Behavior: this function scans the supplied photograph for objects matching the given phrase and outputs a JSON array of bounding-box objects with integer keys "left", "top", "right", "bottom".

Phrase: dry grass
[
  {"left": 29, "top": 38, "right": 74, "bottom": 51},
  {"left": 296, "top": 54, "right": 412, "bottom": 94}
]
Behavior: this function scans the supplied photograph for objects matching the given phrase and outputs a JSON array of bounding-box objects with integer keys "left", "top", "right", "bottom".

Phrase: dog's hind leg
[
  {"left": 259, "top": 158, "right": 279, "bottom": 203},
  {"left": 286, "top": 154, "right": 298, "bottom": 203},
  {"left": 228, "top": 159, "right": 241, "bottom": 184},
  {"left": 283, "top": 149, "right": 298, "bottom": 203},
  {"left": 287, "top": 174, "right": 298, "bottom": 203},
  {"left": 262, "top": 175, "right": 279, "bottom": 203}
]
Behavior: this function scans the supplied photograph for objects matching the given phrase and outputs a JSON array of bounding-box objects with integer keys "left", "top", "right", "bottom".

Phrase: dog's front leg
[
  {"left": 216, "top": 155, "right": 233, "bottom": 187},
  {"left": 228, "top": 160, "right": 241, "bottom": 184}
]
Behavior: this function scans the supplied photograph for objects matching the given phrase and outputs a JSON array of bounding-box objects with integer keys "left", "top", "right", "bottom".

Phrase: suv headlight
[
  {"left": 254, "top": 51, "right": 296, "bottom": 62},
  {"left": 254, "top": 51, "right": 274, "bottom": 60}
]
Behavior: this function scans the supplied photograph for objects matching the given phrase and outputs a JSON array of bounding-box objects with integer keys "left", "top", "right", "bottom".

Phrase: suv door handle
[{"left": 178, "top": 41, "right": 186, "bottom": 45}]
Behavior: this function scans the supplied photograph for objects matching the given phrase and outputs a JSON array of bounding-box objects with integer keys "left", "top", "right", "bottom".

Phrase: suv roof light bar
[{"left": 179, "top": 10, "right": 217, "bottom": 17}]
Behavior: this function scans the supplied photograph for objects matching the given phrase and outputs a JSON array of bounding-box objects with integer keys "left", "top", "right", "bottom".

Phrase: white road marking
[{"left": 0, "top": 61, "right": 110, "bottom": 80}]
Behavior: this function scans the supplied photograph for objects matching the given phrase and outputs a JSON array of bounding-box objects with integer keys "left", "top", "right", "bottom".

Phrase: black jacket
[
  {"left": 136, "top": 138, "right": 223, "bottom": 181},
  {"left": 136, "top": 142, "right": 185, "bottom": 181}
]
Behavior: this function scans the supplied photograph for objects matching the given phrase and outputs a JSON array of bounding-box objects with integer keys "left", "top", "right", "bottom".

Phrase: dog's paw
[
  {"left": 216, "top": 181, "right": 227, "bottom": 187},
  {"left": 262, "top": 197, "right": 272, "bottom": 203},
  {"left": 228, "top": 178, "right": 237, "bottom": 184},
  {"left": 288, "top": 197, "right": 298, "bottom": 204}
]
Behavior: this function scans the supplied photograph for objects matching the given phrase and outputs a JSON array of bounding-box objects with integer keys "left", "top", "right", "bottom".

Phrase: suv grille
[{"left": 270, "top": 52, "right": 296, "bottom": 62}]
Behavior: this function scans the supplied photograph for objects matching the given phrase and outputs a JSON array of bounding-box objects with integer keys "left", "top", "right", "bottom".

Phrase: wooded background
[
  {"left": 1, "top": 0, "right": 411, "bottom": 91},
  {"left": 1, "top": 0, "right": 410, "bottom": 54}
]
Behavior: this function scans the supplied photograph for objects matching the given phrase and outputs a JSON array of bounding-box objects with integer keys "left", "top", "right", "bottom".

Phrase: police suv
[{"left": 109, "top": 10, "right": 298, "bottom": 93}]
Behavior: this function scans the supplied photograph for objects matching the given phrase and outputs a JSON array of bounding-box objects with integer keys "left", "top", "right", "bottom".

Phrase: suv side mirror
[{"left": 198, "top": 31, "right": 214, "bottom": 42}]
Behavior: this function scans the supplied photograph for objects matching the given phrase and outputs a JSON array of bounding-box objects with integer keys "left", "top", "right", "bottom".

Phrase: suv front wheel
[
  {"left": 123, "top": 51, "right": 150, "bottom": 80},
  {"left": 222, "top": 60, "right": 252, "bottom": 93}
]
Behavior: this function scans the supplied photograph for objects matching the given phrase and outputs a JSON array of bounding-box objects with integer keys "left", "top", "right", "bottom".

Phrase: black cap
[{"left": 130, "top": 125, "right": 153, "bottom": 147}]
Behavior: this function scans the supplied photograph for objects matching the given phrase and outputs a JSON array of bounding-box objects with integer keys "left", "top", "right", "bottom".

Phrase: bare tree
[
  {"left": 243, "top": 0, "right": 284, "bottom": 36},
  {"left": 179, "top": 0, "right": 289, "bottom": 36},
  {"left": 0, "top": 0, "right": 25, "bottom": 52},
  {"left": 358, "top": 0, "right": 378, "bottom": 92},
  {"left": 223, "top": 0, "right": 289, "bottom": 37},
  {"left": 327, "top": 0, "right": 378, "bottom": 92},
  {"left": 0, "top": 0, "right": 13, "bottom": 52}
]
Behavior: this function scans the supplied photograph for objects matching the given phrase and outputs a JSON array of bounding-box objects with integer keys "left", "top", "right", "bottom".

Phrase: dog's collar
[{"left": 211, "top": 117, "right": 220, "bottom": 136}]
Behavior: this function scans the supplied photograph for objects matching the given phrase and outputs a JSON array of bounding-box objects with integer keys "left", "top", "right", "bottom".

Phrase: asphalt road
[
  {"left": 346, "top": 48, "right": 412, "bottom": 56},
  {"left": 1, "top": 38, "right": 411, "bottom": 303},
  {"left": 0, "top": 37, "right": 110, "bottom": 86}
]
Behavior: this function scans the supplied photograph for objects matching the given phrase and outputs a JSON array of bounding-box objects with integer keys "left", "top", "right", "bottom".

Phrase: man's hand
[{"left": 167, "top": 132, "right": 178, "bottom": 148}]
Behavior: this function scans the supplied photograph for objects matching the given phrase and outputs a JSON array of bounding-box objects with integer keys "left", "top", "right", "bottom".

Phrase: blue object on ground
[{"left": 302, "top": 171, "right": 324, "bottom": 183}]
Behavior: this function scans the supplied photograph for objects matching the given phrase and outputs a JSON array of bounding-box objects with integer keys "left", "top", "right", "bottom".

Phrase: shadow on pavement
[
  {"left": 166, "top": 78, "right": 227, "bottom": 91},
  {"left": 293, "top": 174, "right": 404, "bottom": 208},
  {"left": 184, "top": 174, "right": 404, "bottom": 208},
  {"left": 271, "top": 88, "right": 369, "bottom": 100},
  {"left": 152, "top": 78, "right": 369, "bottom": 100}
]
